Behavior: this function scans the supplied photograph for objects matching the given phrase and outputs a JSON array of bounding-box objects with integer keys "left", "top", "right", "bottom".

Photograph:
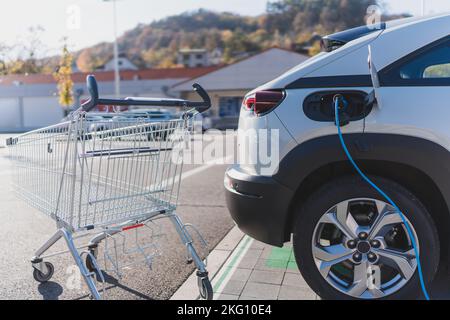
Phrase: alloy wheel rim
[{"left": 311, "top": 198, "right": 419, "bottom": 299}]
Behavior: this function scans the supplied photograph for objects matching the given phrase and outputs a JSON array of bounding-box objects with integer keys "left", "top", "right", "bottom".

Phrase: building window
[
  {"left": 196, "top": 54, "right": 204, "bottom": 60},
  {"left": 219, "top": 97, "right": 242, "bottom": 117}
]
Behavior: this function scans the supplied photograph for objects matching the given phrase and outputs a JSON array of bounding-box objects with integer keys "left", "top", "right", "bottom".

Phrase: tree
[
  {"left": 53, "top": 40, "right": 74, "bottom": 112},
  {"left": 308, "top": 41, "right": 322, "bottom": 56},
  {"left": 2, "top": 4, "right": 406, "bottom": 75},
  {"left": 76, "top": 49, "right": 94, "bottom": 72},
  {"left": 0, "top": 43, "right": 12, "bottom": 75},
  {"left": 9, "top": 26, "right": 46, "bottom": 74},
  {"left": 266, "top": 0, "right": 377, "bottom": 34}
]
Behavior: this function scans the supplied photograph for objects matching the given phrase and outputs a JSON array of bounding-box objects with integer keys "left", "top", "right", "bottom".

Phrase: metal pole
[{"left": 112, "top": 0, "right": 120, "bottom": 97}]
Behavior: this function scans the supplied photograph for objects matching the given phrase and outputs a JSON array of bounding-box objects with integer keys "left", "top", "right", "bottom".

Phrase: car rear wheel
[{"left": 293, "top": 176, "right": 439, "bottom": 300}]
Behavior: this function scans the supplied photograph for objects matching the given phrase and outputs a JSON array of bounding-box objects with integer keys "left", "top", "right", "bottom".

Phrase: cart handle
[{"left": 80, "top": 75, "right": 211, "bottom": 113}]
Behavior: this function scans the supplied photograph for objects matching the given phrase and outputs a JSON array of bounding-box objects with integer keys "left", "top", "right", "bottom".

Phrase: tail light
[{"left": 243, "top": 90, "right": 285, "bottom": 116}]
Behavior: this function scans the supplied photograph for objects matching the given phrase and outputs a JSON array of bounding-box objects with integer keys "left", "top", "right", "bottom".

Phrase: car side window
[{"left": 380, "top": 36, "right": 450, "bottom": 86}]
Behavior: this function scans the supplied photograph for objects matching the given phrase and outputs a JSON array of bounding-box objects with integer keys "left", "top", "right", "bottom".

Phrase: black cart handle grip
[
  {"left": 81, "top": 75, "right": 99, "bottom": 112},
  {"left": 192, "top": 83, "right": 211, "bottom": 113}
]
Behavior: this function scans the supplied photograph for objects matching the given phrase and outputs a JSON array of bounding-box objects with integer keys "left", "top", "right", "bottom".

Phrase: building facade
[
  {"left": 0, "top": 66, "right": 218, "bottom": 132},
  {"left": 172, "top": 48, "right": 309, "bottom": 129},
  {"left": 0, "top": 48, "right": 310, "bottom": 132},
  {"left": 178, "top": 49, "right": 210, "bottom": 68},
  {"left": 97, "top": 54, "right": 138, "bottom": 71}
]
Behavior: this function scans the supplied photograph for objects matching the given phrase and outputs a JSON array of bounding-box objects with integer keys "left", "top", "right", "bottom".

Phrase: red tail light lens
[
  {"left": 243, "top": 90, "right": 285, "bottom": 116},
  {"left": 243, "top": 95, "right": 256, "bottom": 110}
]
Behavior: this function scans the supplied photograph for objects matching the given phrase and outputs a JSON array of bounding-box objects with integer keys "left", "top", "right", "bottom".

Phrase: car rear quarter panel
[{"left": 237, "top": 108, "right": 297, "bottom": 176}]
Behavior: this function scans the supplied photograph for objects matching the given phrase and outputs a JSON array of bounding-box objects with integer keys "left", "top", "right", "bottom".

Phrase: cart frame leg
[
  {"left": 169, "top": 213, "right": 213, "bottom": 299},
  {"left": 31, "top": 228, "right": 101, "bottom": 300},
  {"left": 169, "top": 214, "right": 207, "bottom": 274}
]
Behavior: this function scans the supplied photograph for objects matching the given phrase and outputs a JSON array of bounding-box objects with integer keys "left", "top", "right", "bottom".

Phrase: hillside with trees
[
  {"left": 77, "top": 0, "right": 385, "bottom": 71},
  {"left": 0, "top": 0, "right": 407, "bottom": 74}
]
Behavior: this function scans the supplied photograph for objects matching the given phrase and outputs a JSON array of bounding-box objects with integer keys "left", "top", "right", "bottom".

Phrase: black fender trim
[{"left": 274, "top": 133, "right": 450, "bottom": 250}]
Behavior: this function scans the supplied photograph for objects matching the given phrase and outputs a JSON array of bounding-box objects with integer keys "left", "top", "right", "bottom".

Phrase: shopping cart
[{"left": 6, "top": 75, "right": 213, "bottom": 300}]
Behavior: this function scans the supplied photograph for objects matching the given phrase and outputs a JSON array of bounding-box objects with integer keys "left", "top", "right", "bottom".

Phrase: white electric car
[{"left": 225, "top": 14, "right": 450, "bottom": 299}]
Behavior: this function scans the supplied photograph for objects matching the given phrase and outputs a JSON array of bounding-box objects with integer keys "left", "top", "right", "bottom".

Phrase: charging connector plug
[{"left": 333, "top": 94, "right": 350, "bottom": 127}]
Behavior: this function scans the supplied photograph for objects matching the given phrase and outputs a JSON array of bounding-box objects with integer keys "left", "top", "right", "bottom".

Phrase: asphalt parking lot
[
  {"left": 0, "top": 133, "right": 234, "bottom": 300},
  {"left": 1, "top": 131, "right": 450, "bottom": 300}
]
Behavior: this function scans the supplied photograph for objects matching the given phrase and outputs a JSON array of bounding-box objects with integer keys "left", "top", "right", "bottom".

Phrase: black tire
[
  {"left": 33, "top": 262, "right": 54, "bottom": 283},
  {"left": 293, "top": 175, "right": 440, "bottom": 300},
  {"left": 198, "top": 277, "right": 213, "bottom": 300}
]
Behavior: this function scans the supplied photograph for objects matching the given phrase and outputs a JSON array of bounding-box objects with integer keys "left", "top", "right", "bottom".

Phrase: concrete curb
[{"left": 170, "top": 225, "right": 244, "bottom": 300}]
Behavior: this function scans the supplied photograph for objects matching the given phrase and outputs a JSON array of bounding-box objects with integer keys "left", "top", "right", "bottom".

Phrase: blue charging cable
[{"left": 334, "top": 96, "right": 430, "bottom": 300}]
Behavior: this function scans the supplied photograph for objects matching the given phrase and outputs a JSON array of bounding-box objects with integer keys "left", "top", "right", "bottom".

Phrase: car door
[{"left": 368, "top": 36, "right": 450, "bottom": 150}]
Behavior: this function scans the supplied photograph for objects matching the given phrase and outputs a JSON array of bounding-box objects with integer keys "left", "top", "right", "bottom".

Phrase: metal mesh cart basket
[{"left": 6, "top": 75, "right": 213, "bottom": 300}]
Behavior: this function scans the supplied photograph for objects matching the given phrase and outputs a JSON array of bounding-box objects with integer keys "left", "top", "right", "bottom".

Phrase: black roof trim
[
  {"left": 322, "top": 24, "right": 386, "bottom": 52},
  {"left": 325, "top": 24, "right": 386, "bottom": 43}
]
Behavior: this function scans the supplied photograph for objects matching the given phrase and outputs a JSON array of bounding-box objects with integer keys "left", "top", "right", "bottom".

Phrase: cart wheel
[
  {"left": 198, "top": 276, "right": 213, "bottom": 300},
  {"left": 33, "top": 262, "right": 54, "bottom": 283}
]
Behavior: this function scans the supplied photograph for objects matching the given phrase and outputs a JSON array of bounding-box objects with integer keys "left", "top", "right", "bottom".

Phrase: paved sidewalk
[
  {"left": 212, "top": 234, "right": 319, "bottom": 300},
  {"left": 172, "top": 226, "right": 319, "bottom": 300}
]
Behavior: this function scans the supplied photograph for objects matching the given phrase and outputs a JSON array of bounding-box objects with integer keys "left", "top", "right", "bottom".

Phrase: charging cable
[{"left": 333, "top": 95, "right": 430, "bottom": 300}]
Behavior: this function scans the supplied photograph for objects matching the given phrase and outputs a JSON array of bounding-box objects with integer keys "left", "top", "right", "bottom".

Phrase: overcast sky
[{"left": 1, "top": 0, "right": 450, "bottom": 56}]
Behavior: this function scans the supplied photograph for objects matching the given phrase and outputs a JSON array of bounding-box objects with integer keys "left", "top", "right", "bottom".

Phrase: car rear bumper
[{"left": 224, "top": 165, "right": 294, "bottom": 247}]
